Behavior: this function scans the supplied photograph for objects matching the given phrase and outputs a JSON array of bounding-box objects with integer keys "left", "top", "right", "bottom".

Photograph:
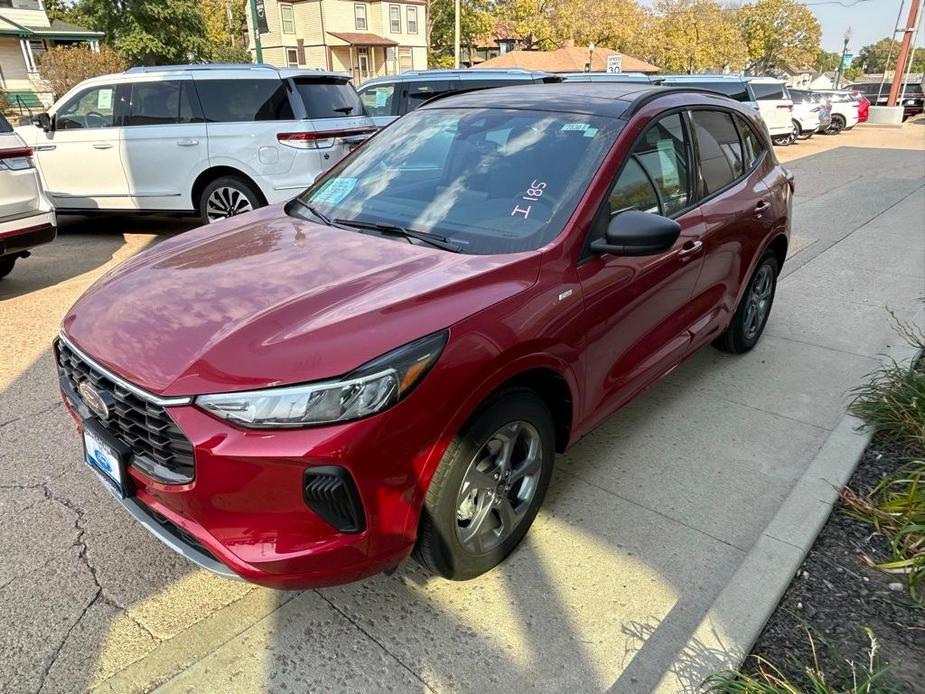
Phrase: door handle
[
  {"left": 176, "top": 139, "right": 199, "bottom": 147},
  {"left": 92, "top": 143, "right": 113, "bottom": 150},
  {"left": 754, "top": 200, "right": 770, "bottom": 217},
  {"left": 679, "top": 240, "right": 703, "bottom": 259},
  {"left": 36, "top": 145, "right": 56, "bottom": 151}
]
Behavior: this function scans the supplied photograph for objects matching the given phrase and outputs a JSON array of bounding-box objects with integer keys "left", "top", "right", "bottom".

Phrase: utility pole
[
  {"left": 453, "top": 0, "right": 461, "bottom": 68},
  {"left": 249, "top": 0, "right": 264, "bottom": 63},
  {"left": 888, "top": 0, "right": 922, "bottom": 106}
]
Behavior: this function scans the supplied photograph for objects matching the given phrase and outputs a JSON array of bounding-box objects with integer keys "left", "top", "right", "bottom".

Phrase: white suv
[
  {"left": 17, "top": 64, "right": 375, "bottom": 224},
  {"left": 1, "top": 113, "right": 55, "bottom": 279}
]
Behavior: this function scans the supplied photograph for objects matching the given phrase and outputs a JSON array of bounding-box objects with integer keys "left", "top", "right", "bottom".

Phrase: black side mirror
[
  {"left": 590, "top": 210, "right": 681, "bottom": 256},
  {"left": 33, "top": 112, "right": 53, "bottom": 132}
]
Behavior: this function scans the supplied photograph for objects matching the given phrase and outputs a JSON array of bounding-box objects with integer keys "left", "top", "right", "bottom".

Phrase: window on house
[
  {"left": 398, "top": 47, "right": 413, "bottom": 72},
  {"left": 354, "top": 3, "right": 367, "bottom": 30},
  {"left": 407, "top": 6, "right": 418, "bottom": 34},
  {"left": 389, "top": 5, "right": 401, "bottom": 33},
  {"left": 286, "top": 48, "right": 299, "bottom": 67},
  {"left": 280, "top": 4, "right": 295, "bottom": 34}
]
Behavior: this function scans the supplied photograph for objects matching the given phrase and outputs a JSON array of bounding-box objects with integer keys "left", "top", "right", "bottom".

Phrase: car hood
[{"left": 62, "top": 205, "right": 540, "bottom": 396}]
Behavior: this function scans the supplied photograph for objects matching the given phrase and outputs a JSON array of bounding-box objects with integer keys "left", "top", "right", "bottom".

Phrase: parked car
[
  {"left": 16, "top": 64, "right": 376, "bottom": 224},
  {"left": 57, "top": 83, "right": 791, "bottom": 589},
  {"left": 813, "top": 90, "right": 860, "bottom": 133},
  {"left": 656, "top": 75, "right": 794, "bottom": 144},
  {"left": 847, "top": 81, "right": 924, "bottom": 120},
  {"left": 0, "top": 113, "right": 56, "bottom": 279},
  {"left": 356, "top": 68, "right": 561, "bottom": 129},
  {"left": 854, "top": 92, "right": 870, "bottom": 122},
  {"left": 789, "top": 88, "right": 831, "bottom": 138}
]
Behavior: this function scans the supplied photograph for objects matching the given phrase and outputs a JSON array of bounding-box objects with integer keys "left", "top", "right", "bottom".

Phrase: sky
[{"left": 802, "top": 0, "right": 925, "bottom": 55}]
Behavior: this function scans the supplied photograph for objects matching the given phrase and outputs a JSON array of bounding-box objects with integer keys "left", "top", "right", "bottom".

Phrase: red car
[{"left": 57, "top": 85, "right": 792, "bottom": 589}]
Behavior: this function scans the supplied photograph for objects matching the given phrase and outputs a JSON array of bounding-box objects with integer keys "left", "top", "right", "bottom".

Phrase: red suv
[{"left": 57, "top": 85, "right": 791, "bottom": 589}]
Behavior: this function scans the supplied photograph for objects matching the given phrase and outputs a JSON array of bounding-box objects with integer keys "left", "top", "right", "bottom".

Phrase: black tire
[
  {"left": 0, "top": 256, "right": 16, "bottom": 280},
  {"left": 414, "top": 388, "right": 555, "bottom": 580},
  {"left": 713, "top": 250, "right": 779, "bottom": 354},
  {"left": 198, "top": 175, "right": 263, "bottom": 225},
  {"left": 827, "top": 114, "right": 846, "bottom": 134}
]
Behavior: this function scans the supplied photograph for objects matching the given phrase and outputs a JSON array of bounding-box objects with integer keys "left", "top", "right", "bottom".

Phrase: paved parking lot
[{"left": 1, "top": 122, "right": 923, "bottom": 693}]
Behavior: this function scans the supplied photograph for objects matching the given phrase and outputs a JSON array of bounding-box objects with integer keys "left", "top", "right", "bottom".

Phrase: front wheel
[
  {"left": 198, "top": 176, "right": 263, "bottom": 225},
  {"left": 713, "top": 250, "right": 779, "bottom": 354},
  {"left": 414, "top": 389, "right": 555, "bottom": 580}
]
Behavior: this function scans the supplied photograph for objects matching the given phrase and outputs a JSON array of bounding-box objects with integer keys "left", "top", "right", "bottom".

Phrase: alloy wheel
[
  {"left": 206, "top": 186, "right": 254, "bottom": 223},
  {"left": 455, "top": 420, "right": 543, "bottom": 554},
  {"left": 742, "top": 263, "right": 774, "bottom": 340}
]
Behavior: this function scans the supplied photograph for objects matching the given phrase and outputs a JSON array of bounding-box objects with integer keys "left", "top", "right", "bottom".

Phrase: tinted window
[
  {"left": 609, "top": 158, "right": 659, "bottom": 214},
  {"left": 195, "top": 79, "right": 293, "bottom": 122},
  {"left": 691, "top": 110, "right": 743, "bottom": 194},
  {"left": 297, "top": 108, "right": 622, "bottom": 255},
  {"left": 736, "top": 116, "right": 764, "bottom": 170},
  {"left": 292, "top": 78, "right": 364, "bottom": 119},
  {"left": 631, "top": 113, "right": 691, "bottom": 215},
  {"left": 750, "top": 82, "right": 789, "bottom": 100},
  {"left": 0, "top": 114, "right": 11, "bottom": 133},
  {"left": 667, "top": 80, "right": 749, "bottom": 102},
  {"left": 359, "top": 83, "right": 396, "bottom": 117},
  {"left": 125, "top": 81, "right": 201, "bottom": 126},
  {"left": 405, "top": 81, "right": 453, "bottom": 111},
  {"left": 56, "top": 85, "right": 117, "bottom": 129}
]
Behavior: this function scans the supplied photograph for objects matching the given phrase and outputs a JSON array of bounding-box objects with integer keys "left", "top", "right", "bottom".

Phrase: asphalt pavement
[{"left": 1, "top": 122, "right": 922, "bottom": 694}]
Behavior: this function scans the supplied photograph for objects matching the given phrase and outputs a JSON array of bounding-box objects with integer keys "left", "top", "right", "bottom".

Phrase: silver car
[{"left": 0, "top": 113, "right": 55, "bottom": 279}]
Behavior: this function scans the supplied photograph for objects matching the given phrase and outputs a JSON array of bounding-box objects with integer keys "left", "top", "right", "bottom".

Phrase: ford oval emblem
[{"left": 78, "top": 381, "right": 109, "bottom": 421}]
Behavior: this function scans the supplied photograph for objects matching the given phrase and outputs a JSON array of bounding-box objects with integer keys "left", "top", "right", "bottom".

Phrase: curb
[{"left": 653, "top": 311, "right": 923, "bottom": 693}]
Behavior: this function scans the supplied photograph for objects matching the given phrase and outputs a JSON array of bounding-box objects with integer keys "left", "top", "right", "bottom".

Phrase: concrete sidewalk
[{"left": 1, "top": 125, "right": 922, "bottom": 694}]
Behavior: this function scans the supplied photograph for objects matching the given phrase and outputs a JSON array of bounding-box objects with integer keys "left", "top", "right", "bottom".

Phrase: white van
[{"left": 17, "top": 64, "right": 376, "bottom": 223}]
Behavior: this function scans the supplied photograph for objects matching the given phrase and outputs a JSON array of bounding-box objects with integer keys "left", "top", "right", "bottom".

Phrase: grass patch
[{"left": 702, "top": 629, "right": 900, "bottom": 693}]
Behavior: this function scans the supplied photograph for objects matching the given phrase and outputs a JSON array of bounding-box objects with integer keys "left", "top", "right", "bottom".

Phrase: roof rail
[{"left": 125, "top": 63, "right": 279, "bottom": 74}]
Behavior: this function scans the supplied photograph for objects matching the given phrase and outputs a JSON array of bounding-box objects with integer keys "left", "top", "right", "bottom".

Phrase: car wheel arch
[{"left": 191, "top": 167, "right": 269, "bottom": 212}]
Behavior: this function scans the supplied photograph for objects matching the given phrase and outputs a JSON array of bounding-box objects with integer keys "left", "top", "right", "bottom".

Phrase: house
[
  {"left": 243, "top": 1, "right": 427, "bottom": 83},
  {"left": 462, "top": 19, "right": 520, "bottom": 66},
  {"left": 774, "top": 65, "right": 833, "bottom": 90},
  {"left": 474, "top": 44, "right": 660, "bottom": 74},
  {"left": 0, "top": 0, "right": 103, "bottom": 112}
]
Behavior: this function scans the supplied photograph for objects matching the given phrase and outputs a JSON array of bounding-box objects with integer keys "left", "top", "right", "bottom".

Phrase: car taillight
[
  {"left": 277, "top": 127, "right": 376, "bottom": 150},
  {"left": 776, "top": 104, "right": 793, "bottom": 111},
  {"left": 0, "top": 146, "right": 34, "bottom": 171}
]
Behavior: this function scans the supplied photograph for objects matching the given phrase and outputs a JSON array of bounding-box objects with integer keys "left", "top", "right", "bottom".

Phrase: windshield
[{"left": 295, "top": 107, "right": 621, "bottom": 254}]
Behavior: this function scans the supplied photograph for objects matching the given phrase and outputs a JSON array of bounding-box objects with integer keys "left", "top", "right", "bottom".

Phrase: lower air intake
[{"left": 303, "top": 466, "right": 366, "bottom": 534}]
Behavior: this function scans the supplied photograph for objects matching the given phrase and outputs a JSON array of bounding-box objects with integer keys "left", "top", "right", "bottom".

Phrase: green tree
[
  {"left": 738, "top": 0, "right": 821, "bottom": 74},
  {"left": 649, "top": 0, "right": 747, "bottom": 74},
  {"left": 75, "top": 0, "right": 209, "bottom": 65},
  {"left": 814, "top": 49, "right": 841, "bottom": 72},
  {"left": 200, "top": 0, "right": 250, "bottom": 63},
  {"left": 550, "top": 0, "right": 647, "bottom": 55},
  {"left": 851, "top": 37, "right": 925, "bottom": 74},
  {"left": 495, "top": 0, "right": 557, "bottom": 50},
  {"left": 428, "top": 0, "right": 493, "bottom": 67}
]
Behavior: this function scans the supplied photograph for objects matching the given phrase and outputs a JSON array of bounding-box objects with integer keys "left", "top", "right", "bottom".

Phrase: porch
[{"left": 327, "top": 31, "right": 411, "bottom": 84}]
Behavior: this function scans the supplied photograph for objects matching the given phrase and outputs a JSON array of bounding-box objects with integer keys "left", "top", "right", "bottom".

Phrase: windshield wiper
[
  {"left": 333, "top": 218, "right": 463, "bottom": 253},
  {"left": 291, "top": 199, "right": 355, "bottom": 231}
]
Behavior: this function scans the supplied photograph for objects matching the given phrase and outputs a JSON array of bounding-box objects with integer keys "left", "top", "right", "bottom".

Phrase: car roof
[
  {"left": 360, "top": 68, "right": 555, "bottom": 86},
  {"left": 418, "top": 83, "right": 724, "bottom": 118},
  {"left": 659, "top": 74, "right": 746, "bottom": 81},
  {"left": 122, "top": 64, "right": 349, "bottom": 80}
]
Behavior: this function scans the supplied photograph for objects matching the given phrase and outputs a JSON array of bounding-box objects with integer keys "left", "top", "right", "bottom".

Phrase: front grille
[
  {"left": 57, "top": 339, "right": 195, "bottom": 484},
  {"left": 303, "top": 466, "right": 366, "bottom": 534}
]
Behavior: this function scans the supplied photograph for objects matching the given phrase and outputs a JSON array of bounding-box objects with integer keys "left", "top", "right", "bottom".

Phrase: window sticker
[
  {"left": 97, "top": 89, "right": 113, "bottom": 110},
  {"left": 374, "top": 89, "right": 388, "bottom": 108},
  {"left": 311, "top": 177, "right": 357, "bottom": 205},
  {"left": 561, "top": 123, "right": 588, "bottom": 131},
  {"left": 583, "top": 127, "right": 599, "bottom": 138}
]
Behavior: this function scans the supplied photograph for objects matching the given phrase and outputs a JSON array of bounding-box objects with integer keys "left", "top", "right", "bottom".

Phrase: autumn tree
[
  {"left": 37, "top": 45, "right": 128, "bottom": 99},
  {"left": 814, "top": 49, "right": 841, "bottom": 72},
  {"left": 648, "top": 0, "right": 746, "bottom": 74},
  {"left": 738, "top": 0, "right": 821, "bottom": 73},
  {"left": 851, "top": 37, "right": 925, "bottom": 74},
  {"left": 495, "top": 0, "right": 557, "bottom": 50},
  {"left": 199, "top": 0, "right": 250, "bottom": 63}
]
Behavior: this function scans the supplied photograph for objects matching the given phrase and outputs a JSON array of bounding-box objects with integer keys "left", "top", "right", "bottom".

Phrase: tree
[
  {"left": 648, "top": 0, "right": 747, "bottom": 74},
  {"left": 737, "top": 0, "right": 821, "bottom": 74},
  {"left": 851, "top": 37, "right": 925, "bottom": 74},
  {"left": 549, "top": 0, "right": 647, "bottom": 55},
  {"left": 814, "top": 49, "right": 841, "bottom": 72},
  {"left": 428, "top": 0, "right": 493, "bottom": 67},
  {"left": 495, "top": 0, "right": 557, "bottom": 50},
  {"left": 75, "top": 0, "right": 209, "bottom": 65},
  {"left": 199, "top": 0, "right": 251, "bottom": 63},
  {"left": 37, "top": 45, "right": 127, "bottom": 99}
]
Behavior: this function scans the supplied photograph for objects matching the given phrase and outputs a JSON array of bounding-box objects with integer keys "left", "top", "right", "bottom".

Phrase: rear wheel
[
  {"left": 198, "top": 176, "right": 263, "bottom": 225},
  {"left": 827, "top": 114, "right": 846, "bottom": 134},
  {"left": 794, "top": 119, "right": 812, "bottom": 140},
  {"left": 0, "top": 256, "right": 16, "bottom": 279},
  {"left": 414, "top": 389, "right": 555, "bottom": 580},
  {"left": 713, "top": 251, "right": 779, "bottom": 354}
]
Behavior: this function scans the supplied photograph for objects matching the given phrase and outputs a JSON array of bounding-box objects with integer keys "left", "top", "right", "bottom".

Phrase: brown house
[{"left": 474, "top": 45, "right": 659, "bottom": 74}]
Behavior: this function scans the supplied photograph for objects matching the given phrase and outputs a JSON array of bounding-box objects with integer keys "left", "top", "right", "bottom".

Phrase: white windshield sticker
[
  {"left": 97, "top": 89, "right": 113, "bottom": 111},
  {"left": 312, "top": 177, "right": 357, "bottom": 205},
  {"left": 375, "top": 90, "right": 388, "bottom": 108},
  {"left": 561, "top": 123, "right": 588, "bottom": 131}
]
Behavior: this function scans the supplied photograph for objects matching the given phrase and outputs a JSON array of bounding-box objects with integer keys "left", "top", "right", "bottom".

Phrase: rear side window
[
  {"left": 691, "top": 110, "right": 743, "bottom": 194},
  {"left": 292, "top": 78, "right": 365, "bottom": 119},
  {"left": 736, "top": 116, "right": 765, "bottom": 170},
  {"left": 125, "top": 81, "right": 202, "bottom": 126},
  {"left": 0, "top": 114, "right": 11, "bottom": 133},
  {"left": 359, "top": 83, "right": 395, "bottom": 117},
  {"left": 670, "top": 80, "right": 749, "bottom": 102},
  {"left": 405, "top": 81, "right": 453, "bottom": 111},
  {"left": 195, "top": 79, "right": 293, "bottom": 122},
  {"left": 750, "top": 82, "right": 788, "bottom": 100}
]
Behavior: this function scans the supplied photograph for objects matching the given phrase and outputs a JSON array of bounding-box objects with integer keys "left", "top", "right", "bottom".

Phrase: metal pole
[
  {"left": 877, "top": 0, "right": 906, "bottom": 103},
  {"left": 887, "top": 0, "right": 921, "bottom": 106},
  {"left": 454, "top": 0, "right": 460, "bottom": 68},
  {"left": 249, "top": 0, "right": 264, "bottom": 63}
]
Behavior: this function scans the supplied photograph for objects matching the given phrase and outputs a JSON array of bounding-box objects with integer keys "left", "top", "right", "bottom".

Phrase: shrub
[{"left": 37, "top": 46, "right": 128, "bottom": 100}]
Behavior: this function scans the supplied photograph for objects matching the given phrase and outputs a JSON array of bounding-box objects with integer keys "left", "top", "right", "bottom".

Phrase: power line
[{"left": 802, "top": 0, "right": 875, "bottom": 7}]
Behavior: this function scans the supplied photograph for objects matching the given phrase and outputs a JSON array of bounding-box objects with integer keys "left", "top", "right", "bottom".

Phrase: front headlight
[{"left": 196, "top": 331, "right": 448, "bottom": 428}]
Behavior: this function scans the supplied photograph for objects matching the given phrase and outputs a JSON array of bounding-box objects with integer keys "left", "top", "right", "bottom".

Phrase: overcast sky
[{"left": 801, "top": 0, "right": 925, "bottom": 55}]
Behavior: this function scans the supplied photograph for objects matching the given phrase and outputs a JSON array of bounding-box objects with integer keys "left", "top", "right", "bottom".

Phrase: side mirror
[
  {"left": 590, "top": 210, "right": 681, "bottom": 256},
  {"left": 33, "top": 112, "right": 53, "bottom": 132}
]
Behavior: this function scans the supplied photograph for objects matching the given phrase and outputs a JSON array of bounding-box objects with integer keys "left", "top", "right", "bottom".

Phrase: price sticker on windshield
[{"left": 511, "top": 180, "right": 547, "bottom": 221}]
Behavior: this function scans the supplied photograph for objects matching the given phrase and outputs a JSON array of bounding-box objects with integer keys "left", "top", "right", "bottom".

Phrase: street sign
[
  {"left": 606, "top": 54, "right": 622, "bottom": 73},
  {"left": 254, "top": 0, "right": 269, "bottom": 34},
  {"left": 841, "top": 52, "right": 853, "bottom": 68}
]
